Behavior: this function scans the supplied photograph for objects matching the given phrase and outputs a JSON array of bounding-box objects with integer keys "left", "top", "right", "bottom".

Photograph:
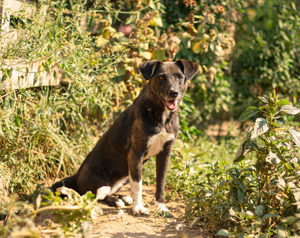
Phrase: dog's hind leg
[
  {"left": 119, "top": 195, "right": 133, "bottom": 205},
  {"left": 100, "top": 194, "right": 133, "bottom": 208},
  {"left": 109, "top": 177, "right": 129, "bottom": 195},
  {"left": 102, "top": 196, "right": 128, "bottom": 208},
  {"left": 76, "top": 166, "right": 109, "bottom": 195},
  {"left": 100, "top": 177, "right": 132, "bottom": 208},
  {"left": 51, "top": 175, "right": 78, "bottom": 193},
  {"left": 104, "top": 177, "right": 130, "bottom": 208}
]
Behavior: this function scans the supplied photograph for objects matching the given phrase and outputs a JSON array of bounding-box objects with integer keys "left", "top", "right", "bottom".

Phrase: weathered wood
[
  {"left": 1, "top": 0, "right": 36, "bottom": 18},
  {"left": 0, "top": 59, "right": 62, "bottom": 90},
  {"left": 0, "top": 0, "right": 61, "bottom": 90},
  {"left": 0, "top": 0, "right": 37, "bottom": 45}
]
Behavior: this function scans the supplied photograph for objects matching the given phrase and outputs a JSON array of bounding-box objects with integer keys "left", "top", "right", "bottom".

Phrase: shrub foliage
[
  {"left": 184, "top": 92, "right": 299, "bottom": 236},
  {"left": 0, "top": 0, "right": 299, "bottom": 236}
]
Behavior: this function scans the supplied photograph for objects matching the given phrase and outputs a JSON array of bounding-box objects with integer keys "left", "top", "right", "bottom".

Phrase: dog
[{"left": 51, "top": 59, "right": 198, "bottom": 216}]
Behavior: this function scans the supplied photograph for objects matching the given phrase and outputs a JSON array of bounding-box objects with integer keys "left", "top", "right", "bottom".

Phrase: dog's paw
[
  {"left": 121, "top": 195, "right": 133, "bottom": 206},
  {"left": 96, "top": 186, "right": 111, "bottom": 200},
  {"left": 155, "top": 202, "right": 173, "bottom": 218},
  {"left": 132, "top": 204, "right": 149, "bottom": 216},
  {"left": 115, "top": 198, "right": 126, "bottom": 208}
]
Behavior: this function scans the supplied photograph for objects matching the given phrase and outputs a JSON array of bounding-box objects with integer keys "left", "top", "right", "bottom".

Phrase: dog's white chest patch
[{"left": 145, "top": 130, "right": 174, "bottom": 159}]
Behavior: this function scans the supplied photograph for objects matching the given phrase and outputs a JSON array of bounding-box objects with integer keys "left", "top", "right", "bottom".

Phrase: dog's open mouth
[{"left": 165, "top": 100, "right": 177, "bottom": 111}]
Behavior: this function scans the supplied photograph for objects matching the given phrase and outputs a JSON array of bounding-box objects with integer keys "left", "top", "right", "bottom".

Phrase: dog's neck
[{"left": 138, "top": 84, "right": 178, "bottom": 125}]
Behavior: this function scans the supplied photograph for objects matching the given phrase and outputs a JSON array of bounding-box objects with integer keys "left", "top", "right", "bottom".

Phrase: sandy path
[{"left": 91, "top": 185, "right": 209, "bottom": 238}]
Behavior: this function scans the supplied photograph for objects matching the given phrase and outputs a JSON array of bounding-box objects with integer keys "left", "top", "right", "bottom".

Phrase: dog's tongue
[{"left": 166, "top": 100, "right": 177, "bottom": 111}]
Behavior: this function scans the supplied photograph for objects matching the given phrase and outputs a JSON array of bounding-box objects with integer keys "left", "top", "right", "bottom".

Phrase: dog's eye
[
  {"left": 175, "top": 73, "right": 183, "bottom": 79},
  {"left": 159, "top": 75, "right": 166, "bottom": 81}
]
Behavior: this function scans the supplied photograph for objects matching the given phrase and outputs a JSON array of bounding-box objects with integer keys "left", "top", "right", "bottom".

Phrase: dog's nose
[{"left": 169, "top": 90, "right": 179, "bottom": 98}]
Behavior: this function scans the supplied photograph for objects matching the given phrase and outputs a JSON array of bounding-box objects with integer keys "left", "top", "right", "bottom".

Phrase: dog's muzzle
[
  {"left": 165, "top": 99, "right": 177, "bottom": 111},
  {"left": 165, "top": 90, "right": 179, "bottom": 111}
]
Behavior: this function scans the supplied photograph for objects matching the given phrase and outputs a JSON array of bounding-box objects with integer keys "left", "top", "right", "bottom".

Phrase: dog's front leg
[
  {"left": 128, "top": 148, "right": 148, "bottom": 216},
  {"left": 155, "top": 141, "right": 173, "bottom": 216}
]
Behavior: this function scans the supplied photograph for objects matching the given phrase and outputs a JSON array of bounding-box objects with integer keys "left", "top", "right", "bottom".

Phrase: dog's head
[{"left": 139, "top": 59, "right": 198, "bottom": 111}]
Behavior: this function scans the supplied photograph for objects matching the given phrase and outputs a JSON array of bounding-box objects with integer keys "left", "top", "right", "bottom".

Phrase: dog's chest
[{"left": 145, "top": 129, "right": 174, "bottom": 159}]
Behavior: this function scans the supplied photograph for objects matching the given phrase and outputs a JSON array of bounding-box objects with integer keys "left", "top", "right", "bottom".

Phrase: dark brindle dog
[{"left": 52, "top": 59, "right": 198, "bottom": 216}]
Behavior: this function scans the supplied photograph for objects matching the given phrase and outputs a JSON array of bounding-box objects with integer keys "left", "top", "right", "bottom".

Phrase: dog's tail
[{"left": 51, "top": 174, "right": 78, "bottom": 193}]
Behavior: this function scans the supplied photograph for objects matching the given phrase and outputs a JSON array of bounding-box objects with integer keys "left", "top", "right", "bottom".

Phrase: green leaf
[
  {"left": 217, "top": 229, "right": 230, "bottom": 237},
  {"left": 289, "top": 129, "right": 300, "bottom": 147},
  {"left": 116, "top": 66, "right": 126, "bottom": 76},
  {"left": 237, "top": 188, "right": 245, "bottom": 203},
  {"left": 15, "top": 116, "right": 20, "bottom": 127},
  {"left": 281, "top": 105, "right": 300, "bottom": 115},
  {"left": 281, "top": 216, "right": 299, "bottom": 225},
  {"left": 280, "top": 31, "right": 289, "bottom": 41},
  {"left": 251, "top": 118, "right": 269, "bottom": 139},
  {"left": 234, "top": 128, "right": 252, "bottom": 162},
  {"left": 153, "top": 49, "right": 166, "bottom": 60},
  {"left": 255, "top": 205, "right": 265, "bottom": 217},
  {"left": 192, "top": 41, "right": 202, "bottom": 54},
  {"left": 150, "top": 16, "right": 163, "bottom": 27},
  {"left": 85, "top": 191, "right": 95, "bottom": 200},
  {"left": 238, "top": 106, "right": 260, "bottom": 122},
  {"left": 239, "top": 181, "right": 246, "bottom": 192},
  {"left": 245, "top": 211, "right": 254, "bottom": 217},
  {"left": 263, "top": 213, "right": 279, "bottom": 219},
  {"left": 182, "top": 32, "right": 191, "bottom": 38},
  {"left": 277, "top": 99, "right": 290, "bottom": 107},
  {"left": 258, "top": 96, "right": 268, "bottom": 104}
]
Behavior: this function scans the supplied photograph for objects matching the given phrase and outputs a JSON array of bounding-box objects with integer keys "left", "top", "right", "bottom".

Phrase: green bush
[
  {"left": 187, "top": 91, "right": 300, "bottom": 236},
  {"left": 0, "top": 186, "right": 104, "bottom": 237},
  {"left": 232, "top": 0, "right": 300, "bottom": 105}
]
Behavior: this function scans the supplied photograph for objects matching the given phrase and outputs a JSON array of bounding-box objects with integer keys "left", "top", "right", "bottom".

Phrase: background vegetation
[{"left": 0, "top": 0, "right": 299, "bottom": 236}]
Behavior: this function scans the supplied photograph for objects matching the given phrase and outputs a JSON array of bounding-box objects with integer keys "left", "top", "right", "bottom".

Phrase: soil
[
  {"left": 34, "top": 184, "right": 210, "bottom": 238},
  {"left": 206, "top": 121, "right": 241, "bottom": 137},
  {"left": 91, "top": 185, "right": 209, "bottom": 238}
]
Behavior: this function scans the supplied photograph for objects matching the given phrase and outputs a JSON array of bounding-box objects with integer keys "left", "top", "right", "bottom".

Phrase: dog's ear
[
  {"left": 139, "top": 60, "right": 160, "bottom": 80},
  {"left": 175, "top": 59, "right": 199, "bottom": 80}
]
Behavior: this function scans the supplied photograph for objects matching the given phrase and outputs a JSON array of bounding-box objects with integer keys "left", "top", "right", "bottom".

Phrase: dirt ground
[
  {"left": 90, "top": 185, "right": 210, "bottom": 238},
  {"left": 34, "top": 184, "right": 210, "bottom": 238}
]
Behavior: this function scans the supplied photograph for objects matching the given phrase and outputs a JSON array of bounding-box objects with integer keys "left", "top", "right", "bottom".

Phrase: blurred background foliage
[
  {"left": 0, "top": 0, "right": 299, "bottom": 197},
  {"left": 0, "top": 0, "right": 299, "bottom": 236}
]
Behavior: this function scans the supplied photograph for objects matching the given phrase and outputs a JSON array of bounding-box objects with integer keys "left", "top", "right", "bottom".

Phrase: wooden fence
[{"left": 0, "top": 0, "right": 61, "bottom": 90}]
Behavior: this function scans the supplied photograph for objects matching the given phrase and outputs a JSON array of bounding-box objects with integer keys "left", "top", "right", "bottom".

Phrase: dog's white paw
[
  {"left": 132, "top": 203, "right": 148, "bottom": 216},
  {"left": 121, "top": 195, "right": 133, "bottom": 206},
  {"left": 96, "top": 186, "right": 111, "bottom": 200},
  {"left": 115, "top": 198, "right": 126, "bottom": 208},
  {"left": 156, "top": 202, "right": 172, "bottom": 217}
]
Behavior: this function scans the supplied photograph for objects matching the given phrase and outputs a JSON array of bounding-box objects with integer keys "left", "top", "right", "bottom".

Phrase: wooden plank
[
  {"left": 0, "top": 0, "right": 36, "bottom": 39},
  {"left": 0, "top": 0, "right": 10, "bottom": 33},
  {"left": 0, "top": 1, "right": 61, "bottom": 90},
  {"left": 1, "top": 0, "right": 36, "bottom": 18},
  {"left": 0, "top": 59, "right": 62, "bottom": 90}
]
